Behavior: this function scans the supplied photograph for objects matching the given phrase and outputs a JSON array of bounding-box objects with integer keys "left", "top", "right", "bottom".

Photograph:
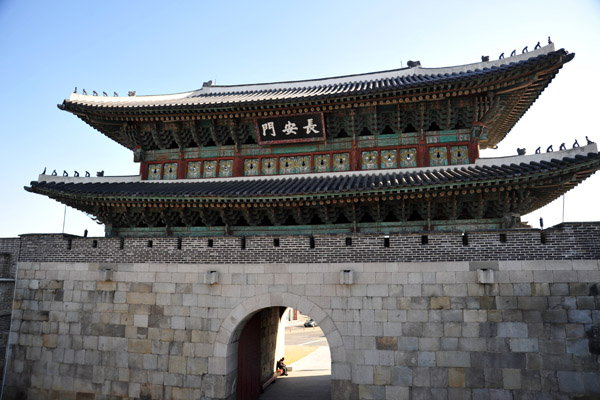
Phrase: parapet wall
[
  {"left": 1, "top": 223, "right": 599, "bottom": 399},
  {"left": 15, "top": 223, "right": 600, "bottom": 265}
]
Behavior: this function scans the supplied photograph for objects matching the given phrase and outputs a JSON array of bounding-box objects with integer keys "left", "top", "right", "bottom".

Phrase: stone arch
[{"left": 209, "top": 292, "right": 346, "bottom": 399}]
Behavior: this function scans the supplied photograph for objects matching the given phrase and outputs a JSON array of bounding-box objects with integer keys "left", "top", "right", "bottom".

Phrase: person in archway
[{"left": 277, "top": 357, "right": 288, "bottom": 376}]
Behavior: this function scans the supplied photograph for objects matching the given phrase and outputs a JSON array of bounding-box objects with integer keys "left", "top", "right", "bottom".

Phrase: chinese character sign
[{"left": 256, "top": 113, "right": 325, "bottom": 144}]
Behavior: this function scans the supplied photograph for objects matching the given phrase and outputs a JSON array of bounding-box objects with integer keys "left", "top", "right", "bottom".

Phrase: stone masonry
[
  {"left": 0, "top": 238, "right": 18, "bottom": 390},
  {"left": 1, "top": 223, "right": 600, "bottom": 399}
]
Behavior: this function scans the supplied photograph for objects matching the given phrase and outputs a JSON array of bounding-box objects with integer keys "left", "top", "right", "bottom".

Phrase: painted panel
[
  {"left": 451, "top": 146, "right": 470, "bottom": 165},
  {"left": 203, "top": 161, "right": 217, "bottom": 178},
  {"left": 458, "top": 133, "right": 471, "bottom": 141},
  {"left": 219, "top": 160, "right": 233, "bottom": 177},
  {"left": 262, "top": 158, "right": 277, "bottom": 175},
  {"left": 381, "top": 149, "right": 398, "bottom": 169},
  {"left": 297, "top": 156, "right": 311, "bottom": 173},
  {"left": 362, "top": 151, "right": 378, "bottom": 170},
  {"left": 279, "top": 157, "right": 294, "bottom": 174},
  {"left": 400, "top": 148, "right": 417, "bottom": 168},
  {"left": 163, "top": 163, "right": 178, "bottom": 180},
  {"left": 429, "top": 146, "right": 448, "bottom": 166},
  {"left": 244, "top": 159, "right": 259, "bottom": 176},
  {"left": 279, "top": 156, "right": 311, "bottom": 174},
  {"left": 147, "top": 164, "right": 162, "bottom": 180},
  {"left": 187, "top": 161, "right": 201, "bottom": 179},
  {"left": 333, "top": 153, "right": 350, "bottom": 171},
  {"left": 314, "top": 154, "right": 331, "bottom": 172}
]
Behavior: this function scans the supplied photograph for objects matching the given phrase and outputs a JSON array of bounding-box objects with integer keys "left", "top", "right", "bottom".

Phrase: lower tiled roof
[{"left": 27, "top": 150, "right": 600, "bottom": 202}]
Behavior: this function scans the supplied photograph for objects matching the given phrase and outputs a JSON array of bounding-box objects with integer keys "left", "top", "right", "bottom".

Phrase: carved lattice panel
[
  {"left": 450, "top": 146, "right": 469, "bottom": 165},
  {"left": 187, "top": 162, "right": 201, "bottom": 179},
  {"left": 429, "top": 147, "right": 448, "bottom": 166},
  {"left": 148, "top": 164, "right": 162, "bottom": 180},
  {"left": 381, "top": 150, "right": 397, "bottom": 169},
  {"left": 163, "top": 163, "right": 178, "bottom": 180}
]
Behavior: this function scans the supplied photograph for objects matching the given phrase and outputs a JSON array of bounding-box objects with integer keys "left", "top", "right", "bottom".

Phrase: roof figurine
[{"left": 28, "top": 41, "right": 600, "bottom": 237}]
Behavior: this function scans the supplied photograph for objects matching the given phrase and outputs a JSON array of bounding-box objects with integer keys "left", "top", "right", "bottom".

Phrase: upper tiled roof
[
  {"left": 27, "top": 145, "right": 599, "bottom": 202},
  {"left": 60, "top": 44, "right": 570, "bottom": 110}
]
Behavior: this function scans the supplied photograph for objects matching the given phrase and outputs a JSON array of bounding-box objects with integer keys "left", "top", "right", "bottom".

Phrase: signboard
[{"left": 256, "top": 113, "right": 326, "bottom": 145}]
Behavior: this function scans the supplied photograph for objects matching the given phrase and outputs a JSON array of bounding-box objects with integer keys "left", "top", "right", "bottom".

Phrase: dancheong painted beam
[{"left": 27, "top": 42, "right": 599, "bottom": 236}]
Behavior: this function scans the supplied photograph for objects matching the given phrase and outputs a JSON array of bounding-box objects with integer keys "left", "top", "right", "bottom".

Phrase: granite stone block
[
  {"left": 568, "top": 310, "right": 592, "bottom": 324},
  {"left": 497, "top": 322, "right": 528, "bottom": 338},
  {"left": 509, "top": 338, "right": 539, "bottom": 352},
  {"left": 413, "top": 367, "right": 430, "bottom": 387},
  {"left": 437, "top": 351, "right": 470, "bottom": 367},
  {"left": 557, "top": 371, "right": 585, "bottom": 393},
  {"left": 448, "top": 368, "right": 465, "bottom": 388}
]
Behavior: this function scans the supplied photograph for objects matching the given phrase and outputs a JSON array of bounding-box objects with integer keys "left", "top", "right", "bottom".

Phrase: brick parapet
[
  {"left": 7, "top": 223, "right": 600, "bottom": 265},
  {"left": 0, "top": 238, "right": 20, "bottom": 279}
]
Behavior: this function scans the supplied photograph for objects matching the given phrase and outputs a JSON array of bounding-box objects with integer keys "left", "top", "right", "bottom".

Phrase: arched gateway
[{"left": 211, "top": 292, "right": 346, "bottom": 400}]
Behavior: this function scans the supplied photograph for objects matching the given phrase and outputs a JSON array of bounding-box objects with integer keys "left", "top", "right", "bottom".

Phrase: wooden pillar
[
  {"left": 470, "top": 142, "right": 480, "bottom": 163},
  {"left": 417, "top": 144, "right": 429, "bottom": 168},
  {"left": 177, "top": 151, "right": 186, "bottom": 179},
  {"left": 140, "top": 162, "right": 148, "bottom": 180},
  {"left": 233, "top": 150, "right": 243, "bottom": 177}
]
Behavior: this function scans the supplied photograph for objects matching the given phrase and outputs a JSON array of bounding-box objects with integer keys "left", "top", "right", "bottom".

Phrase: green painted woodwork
[
  {"left": 450, "top": 146, "right": 470, "bottom": 165},
  {"left": 429, "top": 147, "right": 449, "bottom": 166},
  {"left": 163, "top": 163, "right": 178, "bottom": 180},
  {"left": 218, "top": 160, "right": 233, "bottom": 177},
  {"left": 187, "top": 162, "right": 201, "bottom": 179},
  {"left": 361, "top": 151, "right": 378, "bottom": 170},
  {"left": 147, "top": 164, "right": 161, "bottom": 180},
  {"left": 313, "top": 154, "right": 331, "bottom": 173},
  {"left": 147, "top": 129, "right": 470, "bottom": 163},
  {"left": 279, "top": 156, "right": 311, "bottom": 174},
  {"left": 244, "top": 159, "right": 259, "bottom": 176},
  {"left": 381, "top": 150, "right": 398, "bottom": 169},
  {"left": 261, "top": 158, "right": 277, "bottom": 175},
  {"left": 399, "top": 148, "right": 417, "bottom": 168},
  {"left": 203, "top": 161, "right": 217, "bottom": 178},
  {"left": 332, "top": 153, "right": 350, "bottom": 171}
]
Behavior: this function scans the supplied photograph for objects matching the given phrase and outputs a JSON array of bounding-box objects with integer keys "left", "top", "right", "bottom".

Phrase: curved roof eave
[{"left": 60, "top": 43, "right": 567, "bottom": 111}]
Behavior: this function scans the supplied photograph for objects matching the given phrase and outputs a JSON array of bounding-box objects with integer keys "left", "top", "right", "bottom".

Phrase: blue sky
[{"left": 1, "top": 0, "right": 599, "bottom": 237}]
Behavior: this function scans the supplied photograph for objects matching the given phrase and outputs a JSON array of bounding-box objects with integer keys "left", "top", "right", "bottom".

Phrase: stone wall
[
  {"left": 0, "top": 238, "right": 19, "bottom": 391},
  {"left": 1, "top": 224, "right": 599, "bottom": 399},
  {"left": 260, "top": 308, "right": 283, "bottom": 383}
]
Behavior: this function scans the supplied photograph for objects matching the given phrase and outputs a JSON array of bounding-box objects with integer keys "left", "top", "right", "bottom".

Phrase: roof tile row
[{"left": 28, "top": 153, "right": 599, "bottom": 200}]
